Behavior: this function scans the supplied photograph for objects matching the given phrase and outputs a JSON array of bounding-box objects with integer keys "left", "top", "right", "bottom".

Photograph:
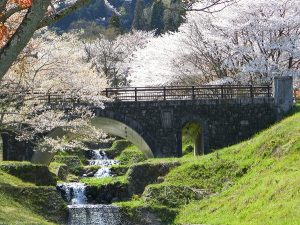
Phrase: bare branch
[{"left": 38, "top": 0, "right": 91, "bottom": 28}]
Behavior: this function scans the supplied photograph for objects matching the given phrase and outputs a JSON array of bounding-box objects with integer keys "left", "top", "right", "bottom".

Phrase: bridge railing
[
  {"left": 103, "top": 85, "right": 272, "bottom": 102},
  {"left": 0, "top": 85, "right": 272, "bottom": 104}
]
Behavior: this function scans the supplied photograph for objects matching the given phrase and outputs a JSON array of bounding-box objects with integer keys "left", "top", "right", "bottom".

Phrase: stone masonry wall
[{"left": 3, "top": 98, "right": 277, "bottom": 161}]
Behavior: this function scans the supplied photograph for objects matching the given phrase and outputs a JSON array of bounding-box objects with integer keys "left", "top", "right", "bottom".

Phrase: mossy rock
[
  {"left": 110, "top": 165, "right": 130, "bottom": 176},
  {"left": 1, "top": 186, "right": 68, "bottom": 224},
  {"left": 105, "top": 140, "right": 132, "bottom": 158},
  {"left": 56, "top": 149, "right": 87, "bottom": 164},
  {"left": 85, "top": 180, "right": 130, "bottom": 204},
  {"left": 49, "top": 162, "right": 69, "bottom": 181},
  {"left": 142, "top": 184, "right": 210, "bottom": 208},
  {"left": 117, "top": 148, "right": 147, "bottom": 165},
  {"left": 126, "top": 161, "right": 181, "bottom": 195},
  {"left": 0, "top": 162, "right": 56, "bottom": 186},
  {"left": 53, "top": 155, "right": 83, "bottom": 174},
  {"left": 77, "top": 165, "right": 101, "bottom": 177},
  {"left": 118, "top": 201, "right": 177, "bottom": 225}
]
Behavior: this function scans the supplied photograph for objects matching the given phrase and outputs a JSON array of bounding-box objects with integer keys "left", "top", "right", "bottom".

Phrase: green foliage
[
  {"left": 150, "top": 0, "right": 165, "bottom": 35},
  {"left": 182, "top": 144, "right": 193, "bottom": 156},
  {"left": 109, "top": 15, "right": 121, "bottom": 30},
  {"left": 132, "top": 0, "right": 146, "bottom": 30},
  {"left": 69, "top": 20, "right": 105, "bottom": 39},
  {"left": 116, "top": 146, "right": 147, "bottom": 165}
]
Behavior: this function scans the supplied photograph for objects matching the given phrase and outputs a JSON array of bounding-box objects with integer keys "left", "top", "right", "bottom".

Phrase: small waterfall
[
  {"left": 57, "top": 182, "right": 87, "bottom": 205},
  {"left": 86, "top": 150, "right": 119, "bottom": 178},
  {"left": 57, "top": 149, "right": 123, "bottom": 225},
  {"left": 68, "top": 205, "right": 124, "bottom": 225}
]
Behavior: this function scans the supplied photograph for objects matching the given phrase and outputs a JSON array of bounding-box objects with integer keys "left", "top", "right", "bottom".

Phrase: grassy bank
[
  {"left": 116, "top": 105, "right": 300, "bottom": 225},
  {"left": 0, "top": 168, "right": 56, "bottom": 225},
  {"left": 174, "top": 105, "right": 300, "bottom": 225}
]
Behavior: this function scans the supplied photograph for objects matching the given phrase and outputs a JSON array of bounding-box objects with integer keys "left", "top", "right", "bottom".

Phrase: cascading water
[
  {"left": 57, "top": 149, "right": 124, "bottom": 225},
  {"left": 86, "top": 150, "right": 119, "bottom": 178},
  {"left": 57, "top": 182, "right": 87, "bottom": 205}
]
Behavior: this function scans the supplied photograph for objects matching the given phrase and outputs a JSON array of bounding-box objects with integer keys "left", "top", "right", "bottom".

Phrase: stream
[{"left": 57, "top": 150, "right": 124, "bottom": 225}]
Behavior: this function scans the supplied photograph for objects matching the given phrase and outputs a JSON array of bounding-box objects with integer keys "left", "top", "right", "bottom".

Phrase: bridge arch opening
[
  {"left": 31, "top": 117, "right": 154, "bottom": 165},
  {"left": 182, "top": 121, "right": 204, "bottom": 156}
]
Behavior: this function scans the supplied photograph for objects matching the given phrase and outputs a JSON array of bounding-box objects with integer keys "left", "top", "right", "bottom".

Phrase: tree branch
[
  {"left": 0, "top": 5, "right": 22, "bottom": 23},
  {"left": 186, "top": 0, "right": 237, "bottom": 12},
  {"left": 38, "top": 0, "right": 91, "bottom": 28},
  {"left": 0, "top": 0, "right": 51, "bottom": 80}
]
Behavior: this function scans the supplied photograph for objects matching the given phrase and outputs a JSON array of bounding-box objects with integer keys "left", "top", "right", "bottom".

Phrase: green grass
[
  {"left": 81, "top": 175, "right": 127, "bottom": 186},
  {"left": 116, "top": 145, "right": 147, "bottom": 165},
  {"left": 0, "top": 169, "right": 36, "bottom": 187},
  {"left": 0, "top": 191, "right": 55, "bottom": 225},
  {"left": 174, "top": 105, "right": 300, "bottom": 225},
  {"left": 0, "top": 167, "right": 56, "bottom": 224}
]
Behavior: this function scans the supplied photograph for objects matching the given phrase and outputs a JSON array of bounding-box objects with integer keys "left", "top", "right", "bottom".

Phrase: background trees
[
  {"left": 129, "top": 0, "right": 300, "bottom": 86},
  {"left": 84, "top": 29, "right": 153, "bottom": 87}
]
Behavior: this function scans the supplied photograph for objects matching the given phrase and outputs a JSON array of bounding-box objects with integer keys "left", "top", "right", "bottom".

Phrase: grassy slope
[
  {"left": 0, "top": 168, "right": 55, "bottom": 225},
  {"left": 175, "top": 106, "right": 300, "bottom": 225}
]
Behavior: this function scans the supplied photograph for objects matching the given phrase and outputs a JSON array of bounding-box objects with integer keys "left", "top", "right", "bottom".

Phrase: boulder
[{"left": 126, "top": 161, "right": 181, "bottom": 195}]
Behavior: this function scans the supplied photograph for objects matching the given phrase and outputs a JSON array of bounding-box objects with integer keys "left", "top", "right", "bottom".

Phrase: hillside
[
  {"left": 174, "top": 105, "right": 300, "bottom": 224},
  {"left": 117, "top": 104, "right": 300, "bottom": 225},
  {"left": 0, "top": 170, "right": 55, "bottom": 225}
]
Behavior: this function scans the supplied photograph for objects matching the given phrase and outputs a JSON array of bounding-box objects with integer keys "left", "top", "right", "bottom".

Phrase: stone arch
[
  {"left": 180, "top": 115, "right": 209, "bottom": 156},
  {"left": 31, "top": 112, "right": 155, "bottom": 165}
]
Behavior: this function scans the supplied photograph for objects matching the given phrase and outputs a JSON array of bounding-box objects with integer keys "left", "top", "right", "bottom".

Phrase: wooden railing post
[
  {"left": 105, "top": 88, "right": 109, "bottom": 97},
  {"left": 163, "top": 87, "right": 166, "bottom": 101},
  {"left": 47, "top": 93, "right": 50, "bottom": 103},
  {"left": 221, "top": 85, "right": 224, "bottom": 98},
  {"left": 135, "top": 87, "right": 137, "bottom": 102},
  {"left": 250, "top": 85, "right": 254, "bottom": 98},
  {"left": 267, "top": 85, "right": 271, "bottom": 97},
  {"left": 192, "top": 86, "right": 195, "bottom": 99}
]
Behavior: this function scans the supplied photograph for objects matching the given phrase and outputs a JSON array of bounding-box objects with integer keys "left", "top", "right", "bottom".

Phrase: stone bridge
[{"left": 2, "top": 77, "right": 294, "bottom": 164}]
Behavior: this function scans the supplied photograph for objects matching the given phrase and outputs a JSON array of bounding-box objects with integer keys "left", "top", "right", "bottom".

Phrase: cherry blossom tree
[
  {"left": 129, "top": 0, "right": 300, "bottom": 86},
  {"left": 84, "top": 30, "right": 154, "bottom": 87},
  {"left": 1, "top": 30, "right": 110, "bottom": 152}
]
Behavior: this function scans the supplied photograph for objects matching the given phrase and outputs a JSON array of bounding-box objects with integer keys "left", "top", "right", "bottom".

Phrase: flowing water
[
  {"left": 86, "top": 150, "right": 119, "bottom": 178},
  {"left": 57, "top": 150, "right": 123, "bottom": 225},
  {"left": 68, "top": 205, "right": 123, "bottom": 225}
]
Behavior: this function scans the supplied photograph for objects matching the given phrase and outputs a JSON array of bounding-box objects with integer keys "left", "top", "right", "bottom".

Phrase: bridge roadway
[{"left": 2, "top": 77, "right": 294, "bottom": 164}]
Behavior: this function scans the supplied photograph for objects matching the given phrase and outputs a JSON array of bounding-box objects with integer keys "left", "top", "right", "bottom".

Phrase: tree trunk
[{"left": 0, "top": 0, "right": 50, "bottom": 80}]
